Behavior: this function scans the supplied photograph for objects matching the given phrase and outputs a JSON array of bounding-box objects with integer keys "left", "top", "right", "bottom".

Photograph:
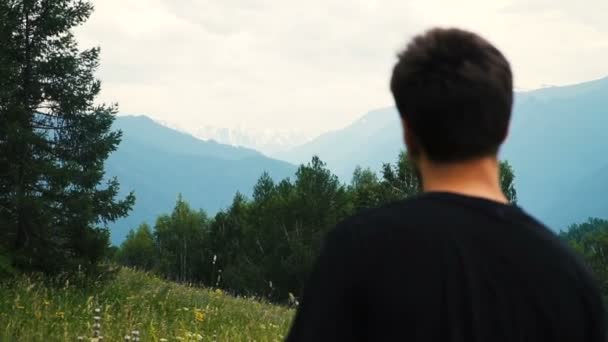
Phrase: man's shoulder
[{"left": 333, "top": 196, "right": 433, "bottom": 238}]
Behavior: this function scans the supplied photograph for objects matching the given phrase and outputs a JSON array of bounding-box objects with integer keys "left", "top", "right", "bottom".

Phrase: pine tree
[
  {"left": 499, "top": 160, "right": 517, "bottom": 203},
  {"left": 0, "top": 0, "right": 134, "bottom": 273}
]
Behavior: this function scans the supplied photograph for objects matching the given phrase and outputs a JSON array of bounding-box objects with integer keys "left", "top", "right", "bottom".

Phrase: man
[{"left": 286, "top": 28, "right": 605, "bottom": 341}]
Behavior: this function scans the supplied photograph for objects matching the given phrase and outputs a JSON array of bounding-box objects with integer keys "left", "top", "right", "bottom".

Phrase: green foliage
[
  {"left": 116, "top": 154, "right": 519, "bottom": 304},
  {"left": 155, "top": 195, "right": 210, "bottom": 282},
  {"left": 210, "top": 157, "right": 353, "bottom": 300},
  {"left": 117, "top": 224, "right": 156, "bottom": 270},
  {"left": 0, "top": 248, "right": 16, "bottom": 279},
  {"left": 500, "top": 160, "right": 518, "bottom": 203},
  {"left": 349, "top": 151, "right": 420, "bottom": 210},
  {"left": 560, "top": 218, "right": 608, "bottom": 303},
  {"left": 350, "top": 152, "right": 517, "bottom": 208},
  {"left": 0, "top": 0, "right": 134, "bottom": 275},
  {"left": 379, "top": 151, "right": 422, "bottom": 202},
  {"left": 0, "top": 268, "right": 293, "bottom": 341},
  {"left": 350, "top": 166, "right": 382, "bottom": 210}
]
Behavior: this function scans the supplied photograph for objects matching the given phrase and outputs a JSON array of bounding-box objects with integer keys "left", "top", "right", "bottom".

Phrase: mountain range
[
  {"left": 277, "top": 77, "right": 608, "bottom": 230},
  {"left": 107, "top": 76, "right": 608, "bottom": 243},
  {"left": 158, "top": 121, "right": 313, "bottom": 155},
  {"left": 274, "top": 107, "right": 402, "bottom": 179},
  {"left": 106, "top": 116, "right": 296, "bottom": 244},
  {"left": 502, "top": 77, "right": 608, "bottom": 228}
]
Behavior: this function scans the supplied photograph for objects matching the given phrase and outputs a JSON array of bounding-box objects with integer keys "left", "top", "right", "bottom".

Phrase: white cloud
[{"left": 75, "top": 0, "right": 608, "bottom": 135}]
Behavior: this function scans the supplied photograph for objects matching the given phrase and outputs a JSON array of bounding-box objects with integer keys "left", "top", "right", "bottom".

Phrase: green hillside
[{"left": 0, "top": 268, "right": 293, "bottom": 341}]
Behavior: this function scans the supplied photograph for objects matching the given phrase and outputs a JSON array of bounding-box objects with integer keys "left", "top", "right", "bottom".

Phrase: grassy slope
[{"left": 0, "top": 268, "right": 294, "bottom": 341}]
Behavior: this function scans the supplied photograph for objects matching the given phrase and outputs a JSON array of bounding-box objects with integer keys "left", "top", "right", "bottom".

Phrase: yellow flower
[
  {"left": 194, "top": 310, "right": 205, "bottom": 322},
  {"left": 55, "top": 311, "right": 65, "bottom": 319},
  {"left": 214, "top": 289, "right": 223, "bottom": 296},
  {"left": 43, "top": 300, "right": 50, "bottom": 306}
]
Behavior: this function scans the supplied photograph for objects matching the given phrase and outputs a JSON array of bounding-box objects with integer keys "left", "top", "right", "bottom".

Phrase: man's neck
[{"left": 419, "top": 156, "right": 508, "bottom": 204}]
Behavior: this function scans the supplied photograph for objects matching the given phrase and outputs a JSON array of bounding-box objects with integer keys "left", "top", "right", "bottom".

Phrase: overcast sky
[{"left": 75, "top": 0, "right": 608, "bottom": 136}]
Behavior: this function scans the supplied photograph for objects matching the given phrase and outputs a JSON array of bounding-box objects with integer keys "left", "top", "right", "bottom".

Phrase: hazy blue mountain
[
  {"left": 106, "top": 116, "right": 296, "bottom": 244},
  {"left": 274, "top": 107, "right": 403, "bottom": 180},
  {"left": 501, "top": 76, "right": 608, "bottom": 228},
  {"left": 545, "top": 163, "right": 608, "bottom": 232},
  {"left": 113, "top": 115, "right": 260, "bottom": 160},
  {"left": 278, "top": 77, "right": 608, "bottom": 229}
]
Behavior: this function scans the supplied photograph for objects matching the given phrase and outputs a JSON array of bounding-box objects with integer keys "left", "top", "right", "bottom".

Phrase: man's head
[{"left": 390, "top": 28, "right": 513, "bottom": 164}]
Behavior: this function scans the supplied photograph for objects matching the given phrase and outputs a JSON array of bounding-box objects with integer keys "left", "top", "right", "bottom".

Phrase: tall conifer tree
[{"left": 0, "top": 0, "right": 134, "bottom": 273}]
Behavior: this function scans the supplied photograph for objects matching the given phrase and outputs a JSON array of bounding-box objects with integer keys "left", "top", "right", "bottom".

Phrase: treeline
[
  {"left": 560, "top": 218, "right": 608, "bottom": 306},
  {"left": 115, "top": 153, "right": 518, "bottom": 302}
]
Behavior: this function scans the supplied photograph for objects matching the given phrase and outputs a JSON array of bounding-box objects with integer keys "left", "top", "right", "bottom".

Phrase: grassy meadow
[{"left": 0, "top": 268, "right": 294, "bottom": 341}]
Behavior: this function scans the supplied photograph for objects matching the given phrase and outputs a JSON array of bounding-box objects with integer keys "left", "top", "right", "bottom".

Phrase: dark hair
[{"left": 390, "top": 28, "right": 513, "bottom": 163}]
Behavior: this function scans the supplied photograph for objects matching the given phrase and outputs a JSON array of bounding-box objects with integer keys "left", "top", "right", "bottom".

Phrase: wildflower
[
  {"left": 55, "top": 311, "right": 65, "bottom": 319},
  {"left": 15, "top": 305, "right": 25, "bottom": 310},
  {"left": 43, "top": 300, "right": 50, "bottom": 306},
  {"left": 195, "top": 310, "right": 205, "bottom": 322},
  {"left": 182, "top": 307, "right": 189, "bottom": 311},
  {"left": 214, "top": 288, "right": 223, "bottom": 296}
]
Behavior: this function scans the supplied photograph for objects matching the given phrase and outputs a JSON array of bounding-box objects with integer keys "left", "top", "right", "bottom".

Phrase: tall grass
[{"left": 0, "top": 268, "right": 294, "bottom": 341}]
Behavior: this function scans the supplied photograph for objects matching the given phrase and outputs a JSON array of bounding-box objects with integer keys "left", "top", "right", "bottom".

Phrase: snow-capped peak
[{"left": 155, "top": 120, "right": 312, "bottom": 155}]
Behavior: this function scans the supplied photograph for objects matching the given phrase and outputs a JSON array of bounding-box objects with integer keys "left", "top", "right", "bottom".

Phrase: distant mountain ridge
[
  {"left": 278, "top": 77, "right": 608, "bottom": 229},
  {"left": 275, "top": 107, "right": 402, "bottom": 179},
  {"left": 502, "top": 76, "right": 608, "bottom": 228},
  {"left": 157, "top": 120, "right": 313, "bottom": 155},
  {"left": 107, "top": 77, "right": 608, "bottom": 243},
  {"left": 106, "top": 116, "right": 296, "bottom": 244},
  {"left": 115, "top": 116, "right": 262, "bottom": 160}
]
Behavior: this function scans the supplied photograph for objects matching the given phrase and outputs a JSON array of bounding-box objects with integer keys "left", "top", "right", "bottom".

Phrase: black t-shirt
[{"left": 286, "top": 192, "right": 606, "bottom": 342}]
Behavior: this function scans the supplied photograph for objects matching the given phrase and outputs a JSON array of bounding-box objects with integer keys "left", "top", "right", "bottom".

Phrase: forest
[{"left": 113, "top": 153, "right": 523, "bottom": 303}]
